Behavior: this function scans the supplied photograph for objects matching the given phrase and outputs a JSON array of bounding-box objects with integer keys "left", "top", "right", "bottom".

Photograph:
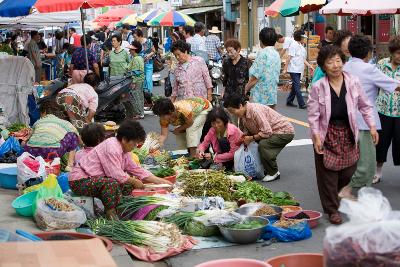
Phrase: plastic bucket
[
  {"left": 265, "top": 253, "right": 323, "bottom": 267},
  {"left": 0, "top": 167, "right": 17, "bottom": 190},
  {"left": 11, "top": 191, "right": 38, "bottom": 217},
  {"left": 196, "top": 258, "right": 272, "bottom": 267}
]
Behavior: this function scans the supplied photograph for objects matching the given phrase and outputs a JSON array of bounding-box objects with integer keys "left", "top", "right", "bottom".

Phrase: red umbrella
[{"left": 96, "top": 7, "right": 135, "bottom": 20}]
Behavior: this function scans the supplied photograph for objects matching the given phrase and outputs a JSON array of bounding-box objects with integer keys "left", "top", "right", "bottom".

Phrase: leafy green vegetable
[
  {"left": 273, "top": 191, "right": 291, "bottom": 199},
  {"left": 233, "top": 181, "right": 273, "bottom": 202},
  {"left": 184, "top": 220, "right": 219, "bottom": 237},
  {"left": 132, "top": 147, "right": 148, "bottom": 163},
  {"left": 151, "top": 167, "right": 175, "bottom": 178},
  {"left": 144, "top": 206, "right": 169, "bottom": 221},
  {"left": 7, "top": 123, "right": 28, "bottom": 133},
  {"left": 229, "top": 220, "right": 265, "bottom": 230}
]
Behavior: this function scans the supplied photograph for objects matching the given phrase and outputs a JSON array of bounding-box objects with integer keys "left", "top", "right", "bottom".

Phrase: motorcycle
[
  {"left": 37, "top": 73, "right": 138, "bottom": 123},
  {"left": 208, "top": 59, "right": 224, "bottom": 107}
]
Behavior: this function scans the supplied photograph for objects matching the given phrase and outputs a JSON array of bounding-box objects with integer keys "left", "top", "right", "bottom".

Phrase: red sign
[{"left": 378, "top": 19, "right": 391, "bottom": 43}]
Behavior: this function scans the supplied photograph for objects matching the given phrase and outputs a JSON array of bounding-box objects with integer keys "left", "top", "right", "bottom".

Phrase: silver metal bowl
[
  {"left": 218, "top": 216, "right": 269, "bottom": 244},
  {"left": 235, "top": 203, "right": 283, "bottom": 222}
]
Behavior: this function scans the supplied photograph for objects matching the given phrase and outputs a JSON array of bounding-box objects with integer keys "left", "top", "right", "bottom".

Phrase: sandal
[
  {"left": 329, "top": 213, "right": 342, "bottom": 225},
  {"left": 372, "top": 175, "right": 381, "bottom": 184}
]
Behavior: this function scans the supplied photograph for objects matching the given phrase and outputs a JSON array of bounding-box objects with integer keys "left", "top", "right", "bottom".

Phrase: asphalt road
[{"left": 140, "top": 83, "right": 400, "bottom": 267}]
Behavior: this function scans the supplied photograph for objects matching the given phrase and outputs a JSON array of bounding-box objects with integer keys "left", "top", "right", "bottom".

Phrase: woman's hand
[
  {"left": 196, "top": 150, "right": 205, "bottom": 159},
  {"left": 313, "top": 135, "right": 324, "bottom": 155},
  {"left": 204, "top": 153, "right": 212, "bottom": 160},
  {"left": 243, "top": 135, "right": 254, "bottom": 146},
  {"left": 144, "top": 175, "right": 173, "bottom": 185},
  {"left": 370, "top": 128, "right": 379, "bottom": 145},
  {"left": 129, "top": 177, "right": 144, "bottom": 189}
]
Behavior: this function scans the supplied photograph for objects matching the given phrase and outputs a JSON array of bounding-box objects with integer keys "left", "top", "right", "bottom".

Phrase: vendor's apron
[
  {"left": 323, "top": 120, "right": 359, "bottom": 171},
  {"left": 217, "top": 136, "right": 234, "bottom": 170}
]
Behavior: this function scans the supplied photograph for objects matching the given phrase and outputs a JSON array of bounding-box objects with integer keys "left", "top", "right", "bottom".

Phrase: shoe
[
  {"left": 262, "top": 171, "right": 281, "bottom": 182},
  {"left": 338, "top": 185, "right": 356, "bottom": 200},
  {"left": 372, "top": 175, "right": 381, "bottom": 184},
  {"left": 329, "top": 213, "right": 342, "bottom": 225},
  {"left": 286, "top": 102, "right": 297, "bottom": 107},
  {"left": 299, "top": 105, "right": 307, "bottom": 109}
]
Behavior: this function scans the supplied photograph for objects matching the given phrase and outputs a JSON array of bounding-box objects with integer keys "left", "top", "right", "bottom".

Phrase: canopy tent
[
  {"left": 0, "top": 11, "right": 81, "bottom": 26},
  {"left": 320, "top": 0, "right": 400, "bottom": 15}
]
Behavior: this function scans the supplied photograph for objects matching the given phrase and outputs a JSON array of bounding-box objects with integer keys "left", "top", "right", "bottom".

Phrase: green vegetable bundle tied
[
  {"left": 180, "top": 170, "right": 233, "bottom": 200},
  {"left": 151, "top": 167, "right": 175, "bottom": 178}
]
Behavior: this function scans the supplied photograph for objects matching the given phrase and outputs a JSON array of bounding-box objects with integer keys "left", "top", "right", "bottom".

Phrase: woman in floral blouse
[
  {"left": 245, "top": 27, "right": 281, "bottom": 109},
  {"left": 374, "top": 36, "right": 400, "bottom": 183}
]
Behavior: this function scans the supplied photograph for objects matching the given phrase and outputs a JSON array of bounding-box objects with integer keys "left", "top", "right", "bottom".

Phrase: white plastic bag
[
  {"left": 324, "top": 187, "right": 400, "bottom": 266},
  {"left": 234, "top": 142, "right": 264, "bottom": 179},
  {"left": 16, "top": 152, "right": 46, "bottom": 185},
  {"left": 34, "top": 198, "right": 87, "bottom": 231}
]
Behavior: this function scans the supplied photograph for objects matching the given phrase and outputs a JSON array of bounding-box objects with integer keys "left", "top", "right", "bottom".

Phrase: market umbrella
[
  {"left": 147, "top": 10, "right": 195, "bottom": 27},
  {"left": 95, "top": 7, "right": 135, "bottom": 21},
  {"left": 120, "top": 13, "right": 138, "bottom": 26},
  {"left": 0, "top": 0, "right": 136, "bottom": 71},
  {"left": 265, "top": 0, "right": 327, "bottom": 17},
  {"left": 320, "top": 0, "right": 400, "bottom": 15},
  {"left": 137, "top": 9, "right": 162, "bottom": 24}
]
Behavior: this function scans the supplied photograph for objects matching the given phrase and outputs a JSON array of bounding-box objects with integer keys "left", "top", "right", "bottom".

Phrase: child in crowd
[{"left": 74, "top": 123, "right": 106, "bottom": 165}]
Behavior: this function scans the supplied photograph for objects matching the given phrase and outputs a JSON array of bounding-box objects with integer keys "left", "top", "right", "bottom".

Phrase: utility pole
[
  {"left": 252, "top": 0, "right": 258, "bottom": 48},
  {"left": 239, "top": 0, "right": 249, "bottom": 49}
]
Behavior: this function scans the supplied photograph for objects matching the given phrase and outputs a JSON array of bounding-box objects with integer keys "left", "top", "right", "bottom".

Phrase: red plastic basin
[
  {"left": 196, "top": 258, "right": 272, "bottom": 267},
  {"left": 131, "top": 189, "right": 168, "bottom": 196},
  {"left": 283, "top": 210, "right": 322, "bottom": 229},
  {"left": 265, "top": 253, "right": 323, "bottom": 267},
  {"left": 34, "top": 232, "right": 113, "bottom": 252}
]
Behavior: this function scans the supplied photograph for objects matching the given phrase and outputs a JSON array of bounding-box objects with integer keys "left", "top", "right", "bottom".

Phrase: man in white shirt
[
  {"left": 191, "top": 22, "right": 206, "bottom": 52},
  {"left": 277, "top": 34, "right": 294, "bottom": 57},
  {"left": 284, "top": 30, "right": 314, "bottom": 109},
  {"left": 183, "top": 25, "right": 194, "bottom": 46}
]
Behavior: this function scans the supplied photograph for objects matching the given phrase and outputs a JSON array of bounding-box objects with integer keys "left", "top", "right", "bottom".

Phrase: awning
[{"left": 180, "top": 6, "right": 222, "bottom": 15}]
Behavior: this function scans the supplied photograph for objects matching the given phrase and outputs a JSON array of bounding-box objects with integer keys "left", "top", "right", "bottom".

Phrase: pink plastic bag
[{"left": 124, "top": 236, "right": 198, "bottom": 262}]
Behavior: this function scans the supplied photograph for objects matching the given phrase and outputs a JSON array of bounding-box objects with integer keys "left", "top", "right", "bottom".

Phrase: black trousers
[{"left": 376, "top": 113, "right": 400, "bottom": 165}]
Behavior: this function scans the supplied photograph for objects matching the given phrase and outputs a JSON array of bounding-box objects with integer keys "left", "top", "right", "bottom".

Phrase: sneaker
[
  {"left": 286, "top": 102, "right": 297, "bottom": 107},
  {"left": 299, "top": 105, "right": 307, "bottom": 109},
  {"left": 262, "top": 171, "right": 281, "bottom": 182}
]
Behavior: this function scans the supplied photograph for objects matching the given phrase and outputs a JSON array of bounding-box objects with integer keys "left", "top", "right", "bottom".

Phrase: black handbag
[{"left": 164, "top": 74, "right": 172, "bottom": 97}]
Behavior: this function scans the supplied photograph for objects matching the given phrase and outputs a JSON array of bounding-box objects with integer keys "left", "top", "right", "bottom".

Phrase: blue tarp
[{"left": 0, "top": 0, "right": 36, "bottom": 17}]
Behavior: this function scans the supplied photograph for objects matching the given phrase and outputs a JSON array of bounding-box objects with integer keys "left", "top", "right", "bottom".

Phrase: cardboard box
[{"left": 0, "top": 238, "right": 117, "bottom": 267}]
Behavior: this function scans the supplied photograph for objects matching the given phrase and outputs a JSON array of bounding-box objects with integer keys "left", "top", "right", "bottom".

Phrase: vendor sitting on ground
[
  {"left": 56, "top": 73, "right": 100, "bottom": 130},
  {"left": 224, "top": 93, "right": 295, "bottom": 182},
  {"left": 25, "top": 99, "right": 79, "bottom": 167},
  {"left": 153, "top": 97, "right": 212, "bottom": 158},
  {"left": 69, "top": 119, "right": 172, "bottom": 219},
  {"left": 196, "top": 107, "right": 243, "bottom": 170}
]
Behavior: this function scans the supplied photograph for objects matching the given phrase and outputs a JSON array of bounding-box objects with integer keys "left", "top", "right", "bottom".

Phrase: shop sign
[{"left": 171, "top": 0, "right": 183, "bottom": 7}]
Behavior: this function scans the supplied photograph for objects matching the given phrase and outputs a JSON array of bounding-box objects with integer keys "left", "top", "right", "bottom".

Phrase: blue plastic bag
[
  {"left": 0, "top": 137, "right": 23, "bottom": 157},
  {"left": 57, "top": 172, "right": 70, "bottom": 193},
  {"left": 262, "top": 221, "right": 312, "bottom": 242}
]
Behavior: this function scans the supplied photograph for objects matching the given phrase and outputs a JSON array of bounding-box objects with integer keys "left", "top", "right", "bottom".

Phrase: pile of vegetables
[
  {"left": 7, "top": 123, "right": 28, "bottom": 133},
  {"left": 228, "top": 220, "right": 265, "bottom": 230},
  {"left": 87, "top": 218, "right": 184, "bottom": 253},
  {"left": 151, "top": 167, "right": 175, "bottom": 178},
  {"left": 132, "top": 132, "right": 160, "bottom": 163},
  {"left": 117, "top": 196, "right": 179, "bottom": 220},
  {"left": 152, "top": 150, "right": 172, "bottom": 166},
  {"left": 180, "top": 170, "right": 233, "bottom": 201},
  {"left": 233, "top": 181, "right": 298, "bottom": 206}
]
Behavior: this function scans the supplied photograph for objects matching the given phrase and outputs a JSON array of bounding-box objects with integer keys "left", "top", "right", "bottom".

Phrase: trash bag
[
  {"left": 262, "top": 221, "right": 312, "bottom": 242},
  {"left": 16, "top": 152, "right": 46, "bottom": 186},
  {"left": 234, "top": 142, "right": 264, "bottom": 179},
  {"left": 0, "top": 137, "right": 23, "bottom": 158},
  {"left": 34, "top": 198, "right": 86, "bottom": 231},
  {"left": 324, "top": 187, "right": 400, "bottom": 267},
  {"left": 32, "top": 174, "right": 64, "bottom": 214}
]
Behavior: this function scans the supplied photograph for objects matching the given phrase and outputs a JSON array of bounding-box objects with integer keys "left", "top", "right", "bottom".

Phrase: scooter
[
  {"left": 37, "top": 73, "right": 137, "bottom": 123},
  {"left": 208, "top": 59, "right": 224, "bottom": 107}
]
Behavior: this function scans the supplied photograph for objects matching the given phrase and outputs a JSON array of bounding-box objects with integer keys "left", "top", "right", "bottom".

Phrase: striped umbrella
[
  {"left": 121, "top": 13, "right": 138, "bottom": 26},
  {"left": 147, "top": 10, "right": 195, "bottom": 27},
  {"left": 265, "top": 0, "right": 327, "bottom": 17},
  {"left": 137, "top": 9, "right": 162, "bottom": 24}
]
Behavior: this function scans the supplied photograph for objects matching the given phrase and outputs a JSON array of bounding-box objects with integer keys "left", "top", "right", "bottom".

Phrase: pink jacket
[
  {"left": 198, "top": 123, "right": 243, "bottom": 163},
  {"left": 307, "top": 72, "right": 376, "bottom": 145}
]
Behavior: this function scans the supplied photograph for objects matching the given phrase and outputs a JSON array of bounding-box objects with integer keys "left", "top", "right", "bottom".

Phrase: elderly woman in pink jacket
[
  {"left": 197, "top": 107, "right": 243, "bottom": 170},
  {"left": 308, "top": 45, "right": 379, "bottom": 225}
]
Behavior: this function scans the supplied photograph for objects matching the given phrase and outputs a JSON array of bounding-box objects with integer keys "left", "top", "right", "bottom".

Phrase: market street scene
[{"left": 0, "top": 0, "right": 399, "bottom": 266}]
